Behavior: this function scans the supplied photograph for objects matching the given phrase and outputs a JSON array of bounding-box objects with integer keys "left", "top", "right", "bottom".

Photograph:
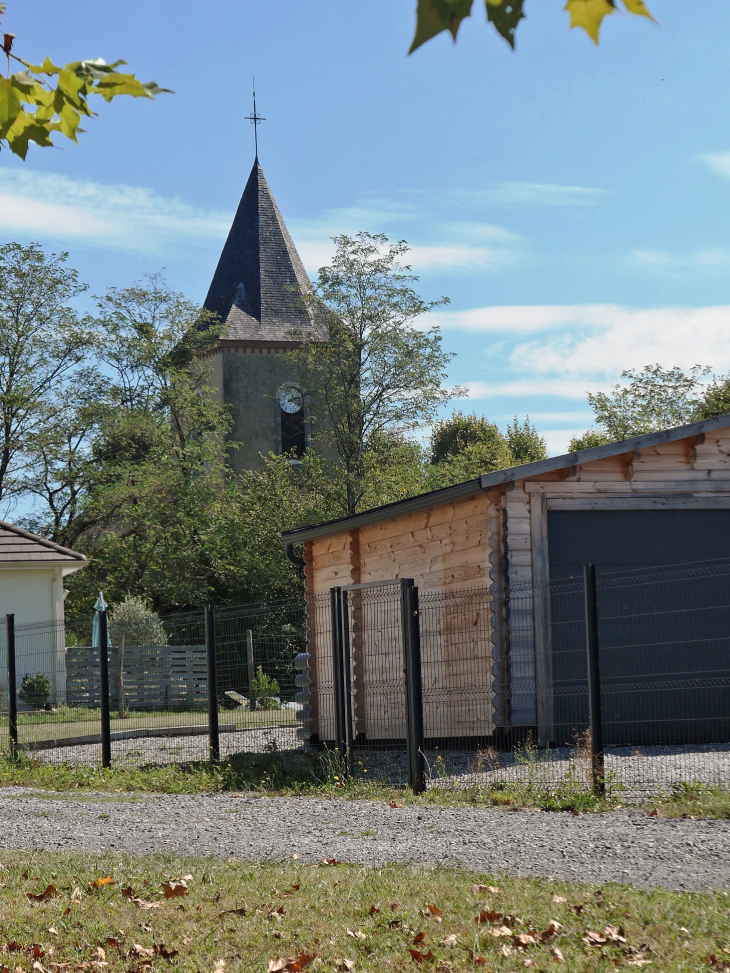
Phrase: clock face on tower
[{"left": 277, "top": 384, "right": 304, "bottom": 414}]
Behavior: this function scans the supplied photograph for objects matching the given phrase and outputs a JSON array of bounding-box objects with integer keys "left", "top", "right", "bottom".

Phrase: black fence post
[
  {"left": 330, "top": 587, "right": 349, "bottom": 775},
  {"left": 98, "top": 609, "right": 112, "bottom": 769},
  {"left": 401, "top": 579, "right": 426, "bottom": 794},
  {"left": 340, "top": 591, "right": 354, "bottom": 777},
  {"left": 583, "top": 563, "right": 605, "bottom": 796},
  {"left": 6, "top": 614, "right": 16, "bottom": 760},
  {"left": 205, "top": 605, "right": 220, "bottom": 763}
]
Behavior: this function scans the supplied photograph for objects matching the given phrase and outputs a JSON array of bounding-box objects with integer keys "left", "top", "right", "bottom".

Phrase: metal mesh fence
[
  {"left": 1, "top": 561, "right": 730, "bottom": 799},
  {"left": 314, "top": 564, "right": 730, "bottom": 798},
  {"left": 1, "top": 601, "right": 312, "bottom": 767}
]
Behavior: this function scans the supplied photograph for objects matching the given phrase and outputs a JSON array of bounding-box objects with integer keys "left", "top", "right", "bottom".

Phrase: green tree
[
  {"left": 290, "top": 232, "right": 463, "bottom": 517},
  {"left": 430, "top": 411, "right": 512, "bottom": 478},
  {"left": 0, "top": 242, "right": 94, "bottom": 509},
  {"left": 574, "top": 364, "right": 709, "bottom": 446},
  {"left": 568, "top": 429, "right": 611, "bottom": 452},
  {"left": 57, "top": 277, "right": 234, "bottom": 614},
  {"left": 694, "top": 377, "right": 730, "bottom": 421},
  {"left": 20, "top": 378, "right": 103, "bottom": 547},
  {"left": 505, "top": 415, "right": 548, "bottom": 465},
  {"left": 410, "top": 0, "right": 656, "bottom": 53},
  {"left": 0, "top": 3, "right": 170, "bottom": 159}
]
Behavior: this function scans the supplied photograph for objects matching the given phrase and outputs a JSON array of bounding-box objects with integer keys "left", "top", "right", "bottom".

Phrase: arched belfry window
[{"left": 276, "top": 383, "right": 309, "bottom": 460}]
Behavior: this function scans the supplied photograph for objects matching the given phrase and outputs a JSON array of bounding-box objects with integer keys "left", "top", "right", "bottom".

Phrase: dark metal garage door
[{"left": 548, "top": 509, "right": 730, "bottom": 746}]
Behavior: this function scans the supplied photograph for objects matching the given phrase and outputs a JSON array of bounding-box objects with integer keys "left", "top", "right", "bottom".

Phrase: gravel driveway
[{"left": 0, "top": 788, "right": 728, "bottom": 891}]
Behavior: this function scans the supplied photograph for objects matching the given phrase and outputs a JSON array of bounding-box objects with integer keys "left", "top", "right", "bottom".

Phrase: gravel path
[{"left": 0, "top": 788, "right": 727, "bottom": 891}]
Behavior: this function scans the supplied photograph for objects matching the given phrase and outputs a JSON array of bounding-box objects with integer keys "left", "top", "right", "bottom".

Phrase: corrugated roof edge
[
  {"left": 0, "top": 521, "right": 89, "bottom": 561},
  {"left": 281, "top": 412, "right": 730, "bottom": 546}
]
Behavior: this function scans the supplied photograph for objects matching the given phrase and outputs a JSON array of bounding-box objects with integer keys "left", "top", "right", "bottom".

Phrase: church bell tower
[{"left": 203, "top": 157, "right": 324, "bottom": 473}]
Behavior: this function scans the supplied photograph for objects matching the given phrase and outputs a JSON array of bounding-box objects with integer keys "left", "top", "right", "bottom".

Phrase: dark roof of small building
[
  {"left": 282, "top": 412, "right": 730, "bottom": 544},
  {"left": 0, "top": 522, "right": 88, "bottom": 563},
  {"left": 203, "top": 159, "right": 326, "bottom": 345}
]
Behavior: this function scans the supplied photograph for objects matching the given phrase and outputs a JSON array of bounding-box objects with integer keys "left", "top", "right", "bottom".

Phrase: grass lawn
[
  {"left": 1, "top": 750, "right": 730, "bottom": 819},
  {"left": 0, "top": 850, "right": 728, "bottom": 972},
  {"left": 0, "top": 707, "right": 297, "bottom": 745}
]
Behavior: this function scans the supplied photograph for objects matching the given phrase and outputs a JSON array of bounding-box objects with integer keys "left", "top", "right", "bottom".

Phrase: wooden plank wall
[
  {"left": 307, "top": 494, "right": 496, "bottom": 741},
  {"left": 306, "top": 532, "right": 361, "bottom": 743}
]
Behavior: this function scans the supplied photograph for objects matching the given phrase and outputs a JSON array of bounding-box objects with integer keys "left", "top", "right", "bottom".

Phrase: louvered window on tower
[{"left": 277, "top": 383, "right": 308, "bottom": 460}]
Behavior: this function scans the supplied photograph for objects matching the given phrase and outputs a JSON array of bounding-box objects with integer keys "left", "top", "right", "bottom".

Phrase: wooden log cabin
[{"left": 282, "top": 413, "right": 730, "bottom": 749}]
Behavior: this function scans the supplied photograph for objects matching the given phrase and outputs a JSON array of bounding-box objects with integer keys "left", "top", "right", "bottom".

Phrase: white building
[{"left": 0, "top": 522, "right": 88, "bottom": 706}]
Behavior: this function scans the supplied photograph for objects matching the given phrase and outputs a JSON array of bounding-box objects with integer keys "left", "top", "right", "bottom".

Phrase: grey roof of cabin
[
  {"left": 281, "top": 411, "right": 730, "bottom": 544},
  {"left": 203, "top": 159, "right": 325, "bottom": 344},
  {"left": 0, "top": 522, "right": 88, "bottom": 563}
]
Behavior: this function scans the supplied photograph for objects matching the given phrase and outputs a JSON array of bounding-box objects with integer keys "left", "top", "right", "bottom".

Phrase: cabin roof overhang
[{"left": 281, "top": 412, "right": 730, "bottom": 545}]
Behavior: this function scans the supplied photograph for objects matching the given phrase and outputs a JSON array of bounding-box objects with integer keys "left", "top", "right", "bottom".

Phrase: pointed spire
[{"left": 204, "top": 160, "right": 321, "bottom": 345}]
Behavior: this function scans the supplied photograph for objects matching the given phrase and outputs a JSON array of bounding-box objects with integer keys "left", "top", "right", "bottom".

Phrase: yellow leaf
[
  {"left": 564, "top": 0, "right": 614, "bottom": 44},
  {"left": 622, "top": 0, "right": 657, "bottom": 22}
]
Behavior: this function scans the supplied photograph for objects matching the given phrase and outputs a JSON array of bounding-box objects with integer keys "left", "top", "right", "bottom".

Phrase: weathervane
[{"left": 245, "top": 78, "right": 266, "bottom": 159}]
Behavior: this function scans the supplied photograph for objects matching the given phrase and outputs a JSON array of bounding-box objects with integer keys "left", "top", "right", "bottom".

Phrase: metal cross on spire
[{"left": 245, "top": 78, "right": 266, "bottom": 159}]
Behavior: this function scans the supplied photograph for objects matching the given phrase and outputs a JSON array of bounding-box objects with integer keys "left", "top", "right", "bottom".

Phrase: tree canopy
[
  {"left": 410, "top": 0, "right": 656, "bottom": 53},
  {"left": 569, "top": 364, "right": 730, "bottom": 452},
  {"left": 289, "top": 232, "right": 463, "bottom": 517},
  {"left": 0, "top": 2, "right": 170, "bottom": 159}
]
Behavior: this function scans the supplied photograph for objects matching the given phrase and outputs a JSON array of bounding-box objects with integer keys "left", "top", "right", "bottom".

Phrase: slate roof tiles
[{"left": 204, "top": 160, "right": 326, "bottom": 345}]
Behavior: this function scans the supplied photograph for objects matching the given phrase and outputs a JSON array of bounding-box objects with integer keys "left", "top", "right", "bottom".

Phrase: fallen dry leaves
[
  {"left": 120, "top": 886, "right": 160, "bottom": 910},
  {"left": 582, "top": 924, "right": 627, "bottom": 947},
  {"left": 91, "top": 878, "right": 114, "bottom": 890},
  {"left": 26, "top": 886, "right": 57, "bottom": 903},
  {"left": 162, "top": 878, "right": 189, "bottom": 899},
  {"left": 267, "top": 953, "right": 315, "bottom": 972},
  {"left": 408, "top": 948, "right": 432, "bottom": 964}
]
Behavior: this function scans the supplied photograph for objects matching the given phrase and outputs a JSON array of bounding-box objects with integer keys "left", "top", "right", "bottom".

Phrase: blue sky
[{"left": 4, "top": 0, "right": 730, "bottom": 453}]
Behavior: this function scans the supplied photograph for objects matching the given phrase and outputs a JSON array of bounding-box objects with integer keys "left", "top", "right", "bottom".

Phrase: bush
[
  {"left": 109, "top": 595, "right": 167, "bottom": 647},
  {"left": 250, "top": 667, "right": 280, "bottom": 711},
  {"left": 19, "top": 672, "right": 51, "bottom": 709}
]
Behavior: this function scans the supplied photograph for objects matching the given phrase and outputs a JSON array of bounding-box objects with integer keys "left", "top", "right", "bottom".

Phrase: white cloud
[
  {"left": 449, "top": 303, "right": 730, "bottom": 401},
  {"left": 0, "top": 169, "right": 229, "bottom": 255},
  {"left": 630, "top": 248, "right": 730, "bottom": 276},
  {"left": 408, "top": 243, "right": 519, "bottom": 271},
  {"left": 456, "top": 183, "right": 608, "bottom": 207},
  {"left": 462, "top": 378, "right": 597, "bottom": 399},
  {"left": 542, "top": 428, "right": 591, "bottom": 455},
  {"left": 701, "top": 150, "right": 730, "bottom": 180},
  {"left": 528, "top": 411, "right": 595, "bottom": 424},
  {"left": 292, "top": 212, "right": 524, "bottom": 275},
  {"left": 431, "top": 304, "right": 615, "bottom": 334}
]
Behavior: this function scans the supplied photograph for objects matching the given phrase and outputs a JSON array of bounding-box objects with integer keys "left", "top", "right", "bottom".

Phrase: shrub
[
  {"left": 250, "top": 667, "right": 280, "bottom": 711},
  {"left": 19, "top": 672, "right": 51, "bottom": 709},
  {"left": 109, "top": 595, "right": 167, "bottom": 647}
]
